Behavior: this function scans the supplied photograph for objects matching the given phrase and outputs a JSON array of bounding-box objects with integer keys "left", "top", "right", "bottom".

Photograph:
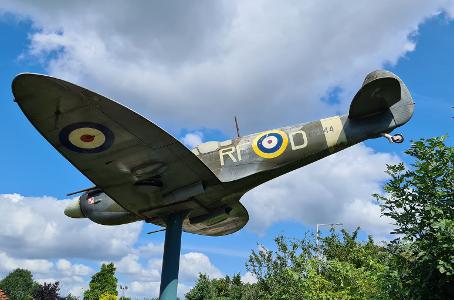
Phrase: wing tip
[
  {"left": 13, "top": 72, "right": 49, "bottom": 83},
  {"left": 12, "top": 73, "right": 51, "bottom": 100}
]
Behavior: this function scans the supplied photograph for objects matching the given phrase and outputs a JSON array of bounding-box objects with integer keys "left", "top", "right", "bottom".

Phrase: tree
[
  {"left": 186, "top": 229, "right": 394, "bottom": 300},
  {"left": 375, "top": 136, "right": 454, "bottom": 299},
  {"left": 0, "top": 268, "right": 35, "bottom": 300},
  {"left": 185, "top": 273, "right": 255, "bottom": 300},
  {"left": 33, "top": 281, "right": 62, "bottom": 300},
  {"left": 99, "top": 292, "right": 117, "bottom": 300},
  {"left": 64, "top": 294, "right": 79, "bottom": 300},
  {"left": 247, "top": 230, "right": 395, "bottom": 300},
  {"left": 83, "top": 263, "right": 118, "bottom": 300},
  {"left": 185, "top": 274, "right": 216, "bottom": 300}
]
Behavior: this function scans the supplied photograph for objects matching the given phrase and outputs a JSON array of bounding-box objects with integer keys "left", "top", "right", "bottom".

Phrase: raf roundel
[
  {"left": 252, "top": 130, "right": 289, "bottom": 159},
  {"left": 59, "top": 122, "right": 114, "bottom": 153}
]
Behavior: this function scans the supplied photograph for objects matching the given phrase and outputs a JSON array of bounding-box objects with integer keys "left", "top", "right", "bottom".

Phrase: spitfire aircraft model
[{"left": 12, "top": 70, "right": 413, "bottom": 299}]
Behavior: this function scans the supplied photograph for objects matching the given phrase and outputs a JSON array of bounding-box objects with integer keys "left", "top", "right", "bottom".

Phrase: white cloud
[
  {"left": 127, "top": 280, "right": 192, "bottom": 299},
  {"left": 181, "top": 131, "right": 204, "bottom": 148},
  {"left": 56, "top": 259, "right": 93, "bottom": 277},
  {"left": 2, "top": 1, "right": 453, "bottom": 133},
  {"left": 0, "top": 194, "right": 142, "bottom": 260},
  {"left": 241, "top": 272, "right": 258, "bottom": 284},
  {"left": 0, "top": 238, "right": 223, "bottom": 299},
  {"left": 116, "top": 251, "right": 223, "bottom": 282},
  {"left": 0, "top": 193, "right": 225, "bottom": 298},
  {"left": 67, "top": 285, "right": 85, "bottom": 298},
  {"left": 1, "top": 1, "right": 450, "bottom": 241},
  {"left": 136, "top": 242, "right": 164, "bottom": 258},
  {"left": 114, "top": 252, "right": 222, "bottom": 299},
  {"left": 179, "top": 252, "right": 223, "bottom": 281},
  {"left": 129, "top": 280, "right": 160, "bottom": 298},
  {"left": 0, "top": 193, "right": 143, "bottom": 297},
  {"left": 116, "top": 254, "right": 161, "bottom": 281},
  {"left": 242, "top": 143, "right": 399, "bottom": 240},
  {"left": 1, "top": 1, "right": 453, "bottom": 297},
  {"left": 0, "top": 251, "right": 91, "bottom": 298},
  {"left": 0, "top": 252, "right": 53, "bottom": 274}
]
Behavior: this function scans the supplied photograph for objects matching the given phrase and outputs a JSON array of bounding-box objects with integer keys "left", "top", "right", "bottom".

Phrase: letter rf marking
[
  {"left": 236, "top": 142, "right": 250, "bottom": 161},
  {"left": 219, "top": 147, "right": 237, "bottom": 166}
]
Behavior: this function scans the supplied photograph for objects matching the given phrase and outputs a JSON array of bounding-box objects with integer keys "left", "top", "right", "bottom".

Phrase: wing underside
[{"left": 12, "top": 73, "right": 248, "bottom": 236}]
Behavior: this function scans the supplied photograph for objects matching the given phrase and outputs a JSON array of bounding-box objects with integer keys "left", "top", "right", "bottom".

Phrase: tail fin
[{"left": 349, "top": 70, "right": 414, "bottom": 129}]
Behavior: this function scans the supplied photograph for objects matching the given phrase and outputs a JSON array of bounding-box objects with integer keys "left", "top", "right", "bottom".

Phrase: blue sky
[{"left": 0, "top": 2, "right": 453, "bottom": 298}]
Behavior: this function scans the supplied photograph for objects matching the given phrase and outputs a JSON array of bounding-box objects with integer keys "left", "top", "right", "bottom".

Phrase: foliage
[
  {"left": 33, "top": 281, "right": 63, "bottom": 300},
  {"left": 375, "top": 136, "right": 454, "bottom": 299},
  {"left": 83, "top": 263, "right": 118, "bottom": 300},
  {"left": 185, "top": 273, "right": 255, "bottom": 300},
  {"left": 185, "top": 274, "right": 214, "bottom": 299},
  {"left": 186, "top": 229, "right": 395, "bottom": 299},
  {"left": 0, "top": 268, "right": 35, "bottom": 300},
  {"left": 99, "top": 292, "right": 117, "bottom": 300},
  {"left": 64, "top": 294, "right": 79, "bottom": 300},
  {"left": 248, "top": 230, "right": 395, "bottom": 300}
]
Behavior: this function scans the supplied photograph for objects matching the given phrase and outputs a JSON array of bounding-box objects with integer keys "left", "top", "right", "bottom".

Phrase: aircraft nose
[{"left": 64, "top": 199, "right": 84, "bottom": 218}]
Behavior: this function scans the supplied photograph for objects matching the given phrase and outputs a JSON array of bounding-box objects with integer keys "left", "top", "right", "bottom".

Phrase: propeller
[
  {"left": 66, "top": 186, "right": 98, "bottom": 196},
  {"left": 146, "top": 228, "right": 166, "bottom": 235}
]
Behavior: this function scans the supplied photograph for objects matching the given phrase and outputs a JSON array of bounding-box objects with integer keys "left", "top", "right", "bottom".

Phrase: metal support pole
[{"left": 159, "top": 212, "right": 184, "bottom": 300}]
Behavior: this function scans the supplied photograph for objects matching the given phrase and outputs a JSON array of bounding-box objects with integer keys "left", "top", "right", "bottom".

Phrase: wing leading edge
[{"left": 12, "top": 73, "right": 248, "bottom": 236}]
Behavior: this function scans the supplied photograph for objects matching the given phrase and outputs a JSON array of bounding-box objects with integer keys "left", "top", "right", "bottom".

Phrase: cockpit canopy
[{"left": 191, "top": 139, "right": 233, "bottom": 155}]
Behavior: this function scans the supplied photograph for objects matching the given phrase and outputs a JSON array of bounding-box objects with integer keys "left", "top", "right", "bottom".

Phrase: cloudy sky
[{"left": 0, "top": 1, "right": 453, "bottom": 298}]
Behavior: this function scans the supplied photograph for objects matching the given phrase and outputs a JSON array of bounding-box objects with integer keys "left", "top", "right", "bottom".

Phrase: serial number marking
[
  {"left": 323, "top": 126, "right": 335, "bottom": 133},
  {"left": 320, "top": 116, "right": 346, "bottom": 148}
]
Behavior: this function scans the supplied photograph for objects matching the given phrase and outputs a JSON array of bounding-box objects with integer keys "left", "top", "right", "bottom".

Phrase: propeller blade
[
  {"left": 66, "top": 186, "right": 98, "bottom": 196},
  {"left": 146, "top": 228, "right": 166, "bottom": 235}
]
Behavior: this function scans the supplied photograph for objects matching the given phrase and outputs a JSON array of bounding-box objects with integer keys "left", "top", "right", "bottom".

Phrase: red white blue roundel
[
  {"left": 252, "top": 130, "right": 289, "bottom": 159},
  {"left": 59, "top": 122, "right": 114, "bottom": 153},
  {"left": 258, "top": 134, "right": 280, "bottom": 152}
]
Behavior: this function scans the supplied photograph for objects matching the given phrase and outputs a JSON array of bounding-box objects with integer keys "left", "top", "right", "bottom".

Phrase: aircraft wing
[{"left": 12, "top": 73, "right": 245, "bottom": 235}]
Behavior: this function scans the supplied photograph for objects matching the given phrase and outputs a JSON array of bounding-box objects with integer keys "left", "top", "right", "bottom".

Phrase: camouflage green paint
[
  {"left": 13, "top": 69, "right": 413, "bottom": 237},
  {"left": 191, "top": 70, "right": 414, "bottom": 216}
]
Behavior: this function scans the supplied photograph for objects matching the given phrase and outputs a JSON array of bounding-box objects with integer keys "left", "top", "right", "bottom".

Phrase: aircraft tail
[{"left": 348, "top": 70, "right": 414, "bottom": 131}]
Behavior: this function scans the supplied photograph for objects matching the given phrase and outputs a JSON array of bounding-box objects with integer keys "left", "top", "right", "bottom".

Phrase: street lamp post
[{"left": 119, "top": 284, "right": 128, "bottom": 299}]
